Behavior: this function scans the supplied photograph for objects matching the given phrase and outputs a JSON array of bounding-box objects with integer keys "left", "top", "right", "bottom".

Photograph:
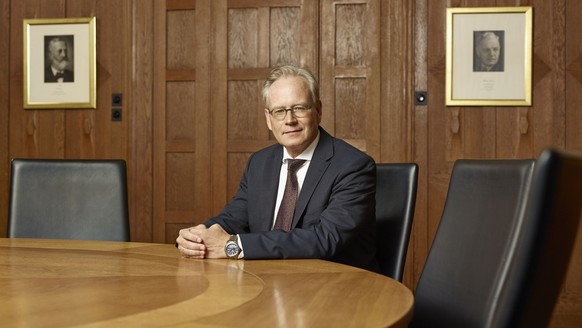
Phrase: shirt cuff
[{"left": 237, "top": 234, "right": 245, "bottom": 259}]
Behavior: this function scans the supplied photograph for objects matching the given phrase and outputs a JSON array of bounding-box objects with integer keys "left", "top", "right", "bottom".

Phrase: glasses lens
[
  {"left": 272, "top": 109, "right": 286, "bottom": 120},
  {"left": 270, "top": 105, "right": 312, "bottom": 120},
  {"left": 292, "top": 106, "right": 308, "bottom": 117}
]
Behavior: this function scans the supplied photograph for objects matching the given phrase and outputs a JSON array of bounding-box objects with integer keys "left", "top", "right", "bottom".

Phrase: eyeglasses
[{"left": 268, "top": 104, "right": 313, "bottom": 121}]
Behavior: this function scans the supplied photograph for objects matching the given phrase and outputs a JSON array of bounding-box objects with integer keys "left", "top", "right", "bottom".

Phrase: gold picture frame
[
  {"left": 23, "top": 17, "right": 96, "bottom": 109},
  {"left": 445, "top": 7, "right": 532, "bottom": 106}
]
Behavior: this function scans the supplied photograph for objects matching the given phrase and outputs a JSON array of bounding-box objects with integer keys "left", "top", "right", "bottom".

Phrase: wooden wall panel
[
  {"left": 129, "top": 0, "right": 154, "bottom": 242},
  {"left": 335, "top": 4, "right": 365, "bottom": 66},
  {"left": 227, "top": 153, "right": 251, "bottom": 201},
  {"left": 551, "top": 0, "right": 582, "bottom": 326},
  {"left": 167, "top": 10, "right": 197, "bottom": 69},
  {"left": 154, "top": 0, "right": 215, "bottom": 243},
  {"left": 335, "top": 78, "right": 366, "bottom": 139},
  {"left": 410, "top": 0, "right": 428, "bottom": 289},
  {"left": 228, "top": 81, "right": 267, "bottom": 140},
  {"left": 208, "top": 0, "right": 228, "bottom": 218},
  {"left": 381, "top": 0, "right": 414, "bottom": 163},
  {"left": 320, "top": 0, "right": 380, "bottom": 159},
  {"left": 228, "top": 8, "right": 259, "bottom": 68},
  {"left": 423, "top": 0, "right": 450, "bottom": 277},
  {"left": 564, "top": 0, "right": 582, "bottom": 152},
  {"left": 166, "top": 81, "right": 196, "bottom": 141},
  {"left": 65, "top": 0, "right": 130, "bottom": 161},
  {"left": 531, "top": 0, "right": 565, "bottom": 153},
  {"left": 0, "top": 0, "right": 9, "bottom": 237},
  {"left": 9, "top": 0, "right": 67, "bottom": 159},
  {"left": 270, "top": 7, "right": 300, "bottom": 66},
  {"left": 166, "top": 153, "right": 196, "bottom": 211}
]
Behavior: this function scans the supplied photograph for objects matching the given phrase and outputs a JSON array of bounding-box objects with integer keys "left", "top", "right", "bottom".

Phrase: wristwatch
[{"left": 224, "top": 235, "right": 241, "bottom": 259}]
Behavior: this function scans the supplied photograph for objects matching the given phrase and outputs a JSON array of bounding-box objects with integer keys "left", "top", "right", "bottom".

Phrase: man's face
[
  {"left": 49, "top": 40, "right": 69, "bottom": 70},
  {"left": 264, "top": 76, "right": 322, "bottom": 158},
  {"left": 476, "top": 37, "right": 501, "bottom": 67}
]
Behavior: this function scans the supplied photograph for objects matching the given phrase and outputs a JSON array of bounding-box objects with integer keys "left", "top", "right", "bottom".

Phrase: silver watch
[{"left": 224, "top": 235, "right": 241, "bottom": 259}]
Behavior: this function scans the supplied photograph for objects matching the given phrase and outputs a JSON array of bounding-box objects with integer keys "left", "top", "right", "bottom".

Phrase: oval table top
[{"left": 0, "top": 238, "right": 414, "bottom": 327}]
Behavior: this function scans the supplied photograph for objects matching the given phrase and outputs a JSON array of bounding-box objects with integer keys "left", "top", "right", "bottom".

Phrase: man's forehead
[{"left": 51, "top": 41, "right": 66, "bottom": 47}]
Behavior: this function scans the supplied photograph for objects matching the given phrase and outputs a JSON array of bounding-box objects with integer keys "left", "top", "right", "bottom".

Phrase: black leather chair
[
  {"left": 375, "top": 163, "right": 418, "bottom": 281},
  {"left": 490, "top": 148, "right": 582, "bottom": 327},
  {"left": 411, "top": 158, "right": 535, "bottom": 328},
  {"left": 411, "top": 148, "right": 582, "bottom": 328},
  {"left": 8, "top": 159, "right": 130, "bottom": 241}
]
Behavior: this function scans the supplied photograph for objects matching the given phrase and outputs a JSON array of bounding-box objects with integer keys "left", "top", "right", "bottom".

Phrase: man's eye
[{"left": 273, "top": 109, "right": 286, "bottom": 115}]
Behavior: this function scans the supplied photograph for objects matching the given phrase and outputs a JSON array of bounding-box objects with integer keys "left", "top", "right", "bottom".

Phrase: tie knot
[{"left": 287, "top": 159, "right": 306, "bottom": 173}]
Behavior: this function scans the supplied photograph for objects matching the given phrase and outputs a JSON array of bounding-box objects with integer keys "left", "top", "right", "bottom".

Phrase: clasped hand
[{"left": 176, "top": 224, "right": 230, "bottom": 259}]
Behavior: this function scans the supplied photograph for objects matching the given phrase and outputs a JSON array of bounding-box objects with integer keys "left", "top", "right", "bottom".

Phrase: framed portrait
[
  {"left": 445, "top": 7, "right": 533, "bottom": 106},
  {"left": 23, "top": 17, "right": 96, "bottom": 109}
]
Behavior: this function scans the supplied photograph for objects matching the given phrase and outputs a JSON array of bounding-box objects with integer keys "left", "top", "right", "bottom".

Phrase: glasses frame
[{"left": 268, "top": 104, "right": 313, "bottom": 121}]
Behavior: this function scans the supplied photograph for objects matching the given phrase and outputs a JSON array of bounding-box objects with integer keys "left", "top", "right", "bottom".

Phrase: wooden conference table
[{"left": 0, "top": 238, "right": 414, "bottom": 327}]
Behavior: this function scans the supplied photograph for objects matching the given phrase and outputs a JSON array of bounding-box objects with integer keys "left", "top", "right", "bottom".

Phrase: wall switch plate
[
  {"left": 112, "top": 93, "right": 122, "bottom": 106},
  {"left": 112, "top": 108, "right": 122, "bottom": 121}
]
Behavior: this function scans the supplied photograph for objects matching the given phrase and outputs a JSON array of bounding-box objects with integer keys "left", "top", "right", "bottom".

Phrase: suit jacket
[
  {"left": 473, "top": 58, "right": 504, "bottom": 72},
  {"left": 205, "top": 127, "right": 378, "bottom": 271},
  {"left": 45, "top": 66, "right": 74, "bottom": 83}
]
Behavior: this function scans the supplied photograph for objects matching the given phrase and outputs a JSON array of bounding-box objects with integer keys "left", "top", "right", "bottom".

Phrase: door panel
[{"left": 154, "top": 0, "right": 319, "bottom": 242}]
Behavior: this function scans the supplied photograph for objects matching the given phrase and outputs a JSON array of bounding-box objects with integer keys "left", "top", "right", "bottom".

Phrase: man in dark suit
[
  {"left": 44, "top": 37, "right": 74, "bottom": 83},
  {"left": 176, "top": 65, "right": 377, "bottom": 271}
]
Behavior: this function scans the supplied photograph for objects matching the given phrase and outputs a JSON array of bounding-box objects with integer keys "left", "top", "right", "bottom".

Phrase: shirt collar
[{"left": 282, "top": 130, "right": 320, "bottom": 163}]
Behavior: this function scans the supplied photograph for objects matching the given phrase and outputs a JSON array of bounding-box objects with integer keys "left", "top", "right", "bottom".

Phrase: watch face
[{"left": 225, "top": 242, "right": 239, "bottom": 257}]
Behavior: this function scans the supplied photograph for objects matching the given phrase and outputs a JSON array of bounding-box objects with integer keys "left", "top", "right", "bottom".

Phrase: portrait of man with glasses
[{"left": 176, "top": 65, "right": 378, "bottom": 272}]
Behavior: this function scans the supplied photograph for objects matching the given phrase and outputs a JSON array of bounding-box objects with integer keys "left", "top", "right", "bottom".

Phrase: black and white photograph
[
  {"left": 44, "top": 35, "right": 75, "bottom": 83},
  {"left": 473, "top": 30, "right": 504, "bottom": 72}
]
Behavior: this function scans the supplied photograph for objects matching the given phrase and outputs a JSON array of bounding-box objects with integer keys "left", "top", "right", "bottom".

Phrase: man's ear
[
  {"left": 264, "top": 108, "right": 273, "bottom": 131},
  {"left": 315, "top": 100, "right": 323, "bottom": 122}
]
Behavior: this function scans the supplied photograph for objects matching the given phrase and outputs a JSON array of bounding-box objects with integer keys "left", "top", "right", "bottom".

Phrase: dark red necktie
[{"left": 273, "top": 159, "right": 306, "bottom": 232}]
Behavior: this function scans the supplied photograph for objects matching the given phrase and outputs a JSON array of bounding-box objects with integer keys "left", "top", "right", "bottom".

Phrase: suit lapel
[
  {"left": 292, "top": 128, "right": 334, "bottom": 228},
  {"left": 259, "top": 146, "right": 283, "bottom": 231}
]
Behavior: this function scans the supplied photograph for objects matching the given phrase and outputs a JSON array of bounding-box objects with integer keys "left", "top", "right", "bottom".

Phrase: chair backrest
[
  {"left": 412, "top": 148, "right": 582, "bottom": 328},
  {"left": 411, "top": 158, "right": 536, "bottom": 328},
  {"left": 8, "top": 159, "right": 130, "bottom": 241},
  {"left": 490, "top": 148, "right": 582, "bottom": 327},
  {"left": 375, "top": 163, "right": 418, "bottom": 281}
]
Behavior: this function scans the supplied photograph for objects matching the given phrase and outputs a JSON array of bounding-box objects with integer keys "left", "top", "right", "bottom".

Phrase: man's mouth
[{"left": 283, "top": 129, "right": 301, "bottom": 135}]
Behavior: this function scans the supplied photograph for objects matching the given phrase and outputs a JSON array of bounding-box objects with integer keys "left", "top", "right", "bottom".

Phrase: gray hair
[
  {"left": 476, "top": 31, "right": 500, "bottom": 45},
  {"left": 48, "top": 37, "right": 67, "bottom": 51},
  {"left": 261, "top": 65, "right": 319, "bottom": 107}
]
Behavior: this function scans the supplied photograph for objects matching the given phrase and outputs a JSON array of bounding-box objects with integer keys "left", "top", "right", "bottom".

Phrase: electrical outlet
[{"left": 112, "top": 108, "right": 122, "bottom": 121}]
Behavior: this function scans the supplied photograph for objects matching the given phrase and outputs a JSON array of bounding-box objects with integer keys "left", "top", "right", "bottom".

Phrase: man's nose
[{"left": 284, "top": 112, "right": 298, "bottom": 123}]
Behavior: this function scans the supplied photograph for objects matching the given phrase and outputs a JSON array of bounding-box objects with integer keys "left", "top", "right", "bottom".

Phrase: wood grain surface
[{"left": 0, "top": 238, "right": 413, "bottom": 328}]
